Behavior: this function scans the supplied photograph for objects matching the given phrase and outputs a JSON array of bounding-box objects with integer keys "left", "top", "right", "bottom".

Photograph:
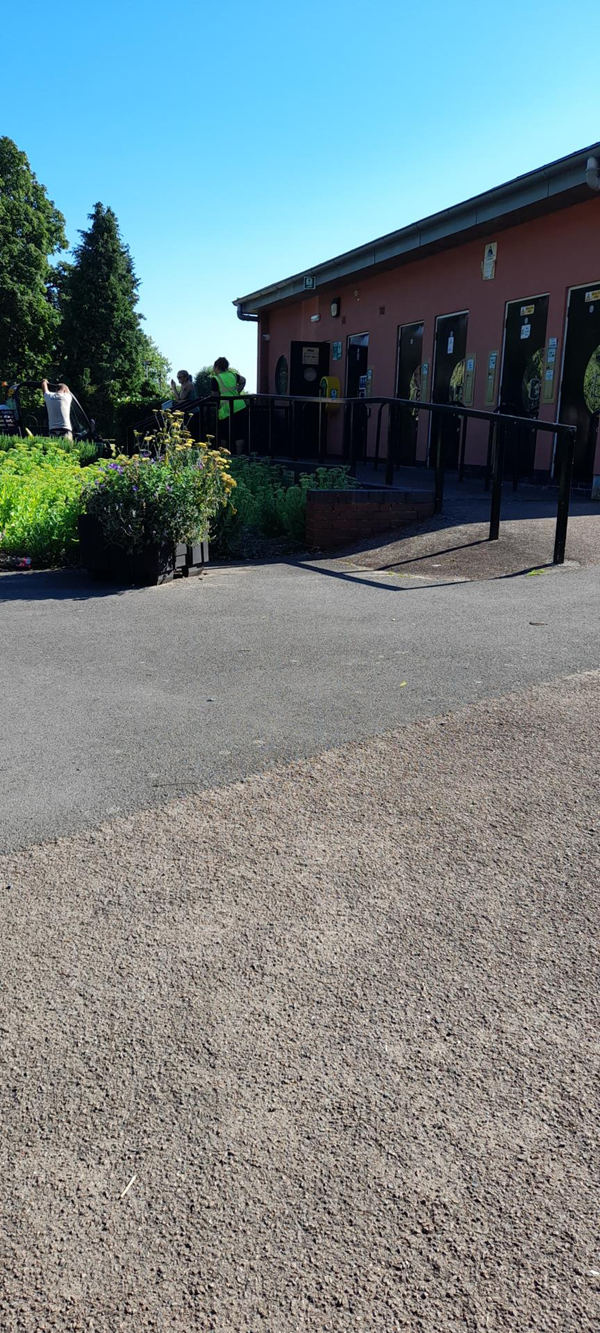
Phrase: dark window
[{"left": 275, "top": 355, "right": 288, "bottom": 395}]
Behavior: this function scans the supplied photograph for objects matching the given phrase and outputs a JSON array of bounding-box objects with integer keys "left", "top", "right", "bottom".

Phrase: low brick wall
[{"left": 305, "top": 487, "right": 435, "bottom": 549}]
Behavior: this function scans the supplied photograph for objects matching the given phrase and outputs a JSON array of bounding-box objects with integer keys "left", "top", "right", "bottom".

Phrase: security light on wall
[{"left": 330, "top": 298, "right": 341, "bottom": 318}]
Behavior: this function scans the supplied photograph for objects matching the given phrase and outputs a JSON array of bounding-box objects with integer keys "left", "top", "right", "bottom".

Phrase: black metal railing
[{"left": 130, "top": 391, "right": 578, "bottom": 566}]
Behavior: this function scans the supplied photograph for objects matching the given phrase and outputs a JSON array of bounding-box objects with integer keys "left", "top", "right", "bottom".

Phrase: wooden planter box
[{"left": 78, "top": 515, "right": 208, "bottom": 586}]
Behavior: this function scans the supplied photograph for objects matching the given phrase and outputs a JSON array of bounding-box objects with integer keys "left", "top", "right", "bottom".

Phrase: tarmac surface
[
  {"left": 1, "top": 671, "right": 599, "bottom": 1330},
  {"left": 1, "top": 556, "right": 600, "bottom": 851}
]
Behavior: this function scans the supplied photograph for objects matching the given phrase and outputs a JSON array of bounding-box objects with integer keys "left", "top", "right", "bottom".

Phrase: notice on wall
[
  {"left": 463, "top": 353, "right": 476, "bottom": 406},
  {"left": 332, "top": 340, "right": 342, "bottom": 361},
  {"left": 482, "top": 242, "right": 497, "bottom": 280},
  {"left": 542, "top": 335, "right": 559, "bottom": 405},
  {"left": 447, "top": 334, "right": 455, "bottom": 354},
  {"left": 585, "top": 290, "right": 600, "bottom": 302},
  {"left": 520, "top": 323, "right": 531, "bottom": 340},
  {"left": 485, "top": 350, "right": 499, "bottom": 406},
  {"left": 302, "top": 346, "right": 320, "bottom": 366},
  {"left": 520, "top": 304, "right": 535, "bottom": 317}
]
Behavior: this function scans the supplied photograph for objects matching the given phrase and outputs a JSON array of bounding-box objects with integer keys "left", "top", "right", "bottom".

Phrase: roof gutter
[
  {"left": 237, "top": 305, "right": 258, "bottom": 322},
  {"left": 586, "top": 155, "right": 600, "bottom": 191}
]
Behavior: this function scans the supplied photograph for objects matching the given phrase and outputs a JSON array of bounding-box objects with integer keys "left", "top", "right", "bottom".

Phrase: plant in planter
[{"left": 78, "top": 410, "right": 236, "bottom": 584}]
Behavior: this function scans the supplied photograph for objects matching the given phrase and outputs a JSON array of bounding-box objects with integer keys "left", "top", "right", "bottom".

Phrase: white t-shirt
[{"left": 44, "top": 390, "right": 73, "bottom": 432}]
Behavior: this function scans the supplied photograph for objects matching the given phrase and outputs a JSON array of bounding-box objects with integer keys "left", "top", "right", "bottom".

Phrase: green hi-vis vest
[{"left": 215, "top": 370, "right": 246, "bottom": 419}]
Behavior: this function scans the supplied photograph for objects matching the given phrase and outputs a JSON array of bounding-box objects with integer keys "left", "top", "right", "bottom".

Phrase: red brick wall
[{"left": 306, "top": 488, "right": 434, "bottom": 549}]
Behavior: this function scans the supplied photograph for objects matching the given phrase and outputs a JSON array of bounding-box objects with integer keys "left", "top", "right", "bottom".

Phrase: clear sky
[{"left": 5, "top": 0, "right": 600, "bottom": 389}]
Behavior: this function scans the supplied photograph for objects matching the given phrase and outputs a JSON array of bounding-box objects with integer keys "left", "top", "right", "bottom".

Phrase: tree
[
  {"left": 60, "top": 203, "right": 145, "bottom": 411},
  {"left": 0, "top": 137, "right": 67, "bottom": 382},
  {"left": 138, "top": 331, "right": 171, "bottom": 400}
]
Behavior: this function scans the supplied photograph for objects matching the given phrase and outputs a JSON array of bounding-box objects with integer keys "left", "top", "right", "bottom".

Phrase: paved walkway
[
  {"left": 348, "top": 469, "right": 600, "bottom": 580},
  {"left": 1, "top": 671, "right": 598, "bottom": 1330},
  {"left": 2, "top": 560, "right": 600, "bottom": 850}
]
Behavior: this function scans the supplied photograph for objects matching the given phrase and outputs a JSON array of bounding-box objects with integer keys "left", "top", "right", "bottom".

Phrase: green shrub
[
  {"left": 0, "top": 433, "right": 102, "bottom": 465},
  {"left": 0, "top": 442, "right": 92, "bottom": 563},
  {"left": 212, "top": 458, "right": 357, "bottom": 557},
  {"left": 81, "top": 411, "right": 235, "bottom": 552}
]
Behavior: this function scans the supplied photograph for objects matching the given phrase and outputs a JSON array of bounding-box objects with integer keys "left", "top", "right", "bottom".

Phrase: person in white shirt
[{"left": 41, "top": 379, "right": 73, "bottom": 440}]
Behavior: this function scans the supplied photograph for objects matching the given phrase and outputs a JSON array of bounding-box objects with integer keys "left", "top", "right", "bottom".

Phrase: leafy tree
[
  {"left": 137, "top": 331, "right": 171, "bottom": 399},
  {"left": 195, "top": 365, "right": 241, "bottom": 399},
  {"left": 60, "top": 202, "right": 145, "bottom": 413},
  {"left": 0, "top": 137, "right": 67, "bottom": 382}
]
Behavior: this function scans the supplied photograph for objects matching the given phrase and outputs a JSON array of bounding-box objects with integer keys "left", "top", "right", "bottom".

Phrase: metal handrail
[{"left": 132, "top": 390, "right": 578, "bottom": 566}]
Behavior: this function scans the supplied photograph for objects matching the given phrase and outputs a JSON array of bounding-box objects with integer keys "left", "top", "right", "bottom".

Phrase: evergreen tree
[
  {"left": 0, "top": 137, "right": 67, "bottom": 382},
  {"left": 60, "top": 203, "right": 145, "bottom": 408}
]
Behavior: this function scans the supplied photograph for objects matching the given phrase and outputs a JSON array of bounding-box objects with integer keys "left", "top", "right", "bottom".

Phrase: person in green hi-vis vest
[{"left": 212, "top": 357, "right": 247, "bottom": 451}]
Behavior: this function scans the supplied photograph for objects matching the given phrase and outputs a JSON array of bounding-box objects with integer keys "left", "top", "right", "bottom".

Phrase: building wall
[{"left": 259, "top": 196, "right": 600, "bottom": 475}]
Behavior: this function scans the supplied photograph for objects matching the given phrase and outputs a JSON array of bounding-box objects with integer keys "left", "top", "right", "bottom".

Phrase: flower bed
[{"left": 79, "top": 412, "right": 235, "bottom": 583}]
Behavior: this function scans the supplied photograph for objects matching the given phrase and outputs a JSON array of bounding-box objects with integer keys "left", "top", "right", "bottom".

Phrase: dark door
[
  {"left": 499, "top": 295, "right": 548, "bottom": 477},
  {"left": 431, "top": 312, "right": 468, "bottom": 467},
  {"left": 289, "top": 341, "right": 330, "bottom": 396},
  {"left": 346, "top": 334, "right": 369, "bottom": 460},
  {"left": 559, "top": 283, "right": 600, "bottom": 484},
  {"left": 289, "top": 341, "right": 330, "bottom": 456},
  {"left": 395, "top": 321, "right": 423, "bottom": 464}
]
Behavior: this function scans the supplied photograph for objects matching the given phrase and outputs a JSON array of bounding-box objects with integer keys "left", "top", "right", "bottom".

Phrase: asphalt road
[{"left": 1, "top": 557, "right": 599, "bottom": 851}]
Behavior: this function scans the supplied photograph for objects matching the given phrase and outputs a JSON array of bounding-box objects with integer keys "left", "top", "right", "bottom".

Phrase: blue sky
[{"left": 5, "top": 0, "right": 600, "bottom": 388}]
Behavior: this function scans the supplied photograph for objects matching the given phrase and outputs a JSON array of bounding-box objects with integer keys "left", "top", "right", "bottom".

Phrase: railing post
[
  {"left": 374, "top": 402, "right": 384, "bottom": 473},
  {"left": 489, "top": 419, "right": 505, "bottom": 540},
  {"left": 385, "top": 405, "right": 395, "bottom": 487},
  {"left": 349, "top": 401, "right": 357, "bottom": 477},
  {"left": 553, "top": 429, "right": 575, "bottom": 564},
  {"left": 484, "top": 419, "right": 495, "bottom": 491},
  {"left": 458, "top": 413, "right": 468, "bottom": 482},
  {"left": 434, "top": 412, "right": 444, "bottom": 513},
  {"left": 291, "top": 399, "right": 298, "bottom": 462}
]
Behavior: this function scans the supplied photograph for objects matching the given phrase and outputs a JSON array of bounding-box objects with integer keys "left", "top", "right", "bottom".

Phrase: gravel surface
[{"left": 1, "top": 671, "right": 599, "bottom": 1330}]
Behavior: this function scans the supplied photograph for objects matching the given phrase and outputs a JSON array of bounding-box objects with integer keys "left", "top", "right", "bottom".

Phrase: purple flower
[{"left": 133, "top": 485, "right": 138, "bottom": 492}]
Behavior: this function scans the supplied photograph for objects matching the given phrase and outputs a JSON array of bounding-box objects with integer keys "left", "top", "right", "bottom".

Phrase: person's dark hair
[{"left": 213, "top": 357, "right": 229, "bottom": 372}]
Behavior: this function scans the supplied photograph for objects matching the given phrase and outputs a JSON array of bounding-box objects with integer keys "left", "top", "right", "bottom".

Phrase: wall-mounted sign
[
  {"left": 463, "top": 353, "right": 476, "bottom": 406},
  {"left": 365, "top": 367, "right": 374, "bottom": 397},
  {"left": 585, "top": 289, "right": 600, "bottom": 302},
  {"left": 421, "top": 361, "right": 430, "bottom": 400},
  {"left": 447, "top": 333, "right": 455, "bottom": 354},
  {"left": 302, "top": 346, "right": 320, "bottom": 366},
  {"left": 542, "top": 335, "right": 559, "bottom": 405},
  {"left": 520, "top": 322, "right": 531, "bottom": 340},
  {"left": 332, "top": 340, "right": 342, "bottom": 360},
  {"left": 303, "top": 275, "right": 316, "bottom": 290},
  {"left": 520, "top": 304, "right": 535, "bottom": 317},
  {"left": 482, "top": 242, "right": 497, "bottom": 280},
  {"left": 485, "top": 349, "right": 499, "bottom": 405}
]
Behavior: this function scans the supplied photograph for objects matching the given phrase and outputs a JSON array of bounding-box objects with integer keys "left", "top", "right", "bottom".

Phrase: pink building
[{"left": 235, "top": 143, "right": 600, "bottom": 493}]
